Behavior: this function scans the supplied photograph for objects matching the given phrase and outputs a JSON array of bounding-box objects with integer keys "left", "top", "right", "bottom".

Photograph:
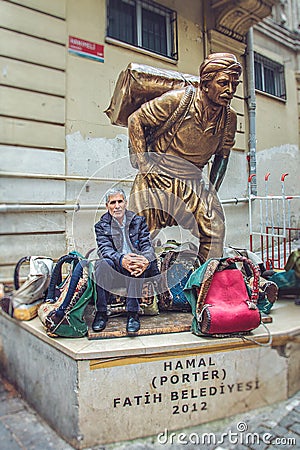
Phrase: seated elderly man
[{"left": 93, "top": 188, "right": 163, "bottom": 335}]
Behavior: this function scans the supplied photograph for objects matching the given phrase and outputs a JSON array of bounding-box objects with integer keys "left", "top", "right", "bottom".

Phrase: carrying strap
[
  {"left": 46, "top": 254, "right": 81, "bottom": 302},
  {"left": 219, "top": 104, "right": 231, "bottom": 154},
  {"left": 48, "top": 260, "right": 92, "bottom": 336},
  {"left": 56, "top": 259, "right": 89, "bottom": 316},
  {"left": 147, "top": 84, "right": 195, "bottom": 146},
  {"left": 242, "top": 321, "right": 273, "bottom": 347},
  {"left": 14, "top": 256, "right": 30, "bottom": 290},
  {"left": 129, "top": 85, "right": 195, "bottom": 171},
  {"left": 226, "top": 256, "right": 260, "bottom": 304}
]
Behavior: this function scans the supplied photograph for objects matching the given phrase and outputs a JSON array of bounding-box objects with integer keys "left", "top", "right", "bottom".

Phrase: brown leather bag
[{"left": 105, "top": 62, "right": 198, "bottom": 127}]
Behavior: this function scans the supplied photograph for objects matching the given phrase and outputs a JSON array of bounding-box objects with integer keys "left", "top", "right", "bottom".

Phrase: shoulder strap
[
  {"left": 14, "top": 256, "right": 30, "bottom": 290},
  {"left": 56, "top": 259, "right": 89, "bottom": 314},
  {"left": 147, "top": 85, "right": 195, "bottom": 146},
  {"left": 46, "top": 254, "right": 80, "bottom": 302},
  {"left": 129, "top": 85, "right": 195, "bottom": 169},
  {"left": 220, "top": 105, "right": 231, "bottom": 154}
]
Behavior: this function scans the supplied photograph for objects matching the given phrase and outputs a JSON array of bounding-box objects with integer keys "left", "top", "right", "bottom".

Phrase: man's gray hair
[{"left": 105, "top": 187, "right": 127, "bottom": 204}]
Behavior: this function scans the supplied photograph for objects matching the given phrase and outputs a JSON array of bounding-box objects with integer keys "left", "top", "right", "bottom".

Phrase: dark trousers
[{"left": 94, "top": 258, "right": 160, "bottom": 313}]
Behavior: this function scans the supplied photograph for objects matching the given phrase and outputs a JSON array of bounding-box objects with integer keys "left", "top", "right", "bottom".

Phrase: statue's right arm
[
  {"left": 128, "top": 90, "right": 179, "bottom": 172},
  {"left": 128, "top": 110, "right": 150, "bottom": 173}
]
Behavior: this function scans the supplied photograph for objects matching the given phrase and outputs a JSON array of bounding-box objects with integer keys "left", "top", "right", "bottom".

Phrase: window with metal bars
[
  {"left": 254, "top": 53, "right": 286, "bottom": 100},
  {"left": 107, "top": 0, "right": 178, "bottom": 60}
]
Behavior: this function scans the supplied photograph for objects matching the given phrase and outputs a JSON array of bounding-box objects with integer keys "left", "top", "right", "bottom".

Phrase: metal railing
[{"left": 249, "top": 172, "right": 300, "bottom": 269}]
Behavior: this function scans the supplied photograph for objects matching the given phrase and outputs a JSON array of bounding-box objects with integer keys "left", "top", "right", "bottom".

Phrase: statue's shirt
[{"left": 139, "top": 88, "right": 237, "bottom": 177}]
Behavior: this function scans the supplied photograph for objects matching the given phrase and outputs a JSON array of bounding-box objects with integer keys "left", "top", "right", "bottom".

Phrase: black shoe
[
  {"left": 92, "top": 311, "right": 108, "bottom": 332},
  {"left": 126, "top": 312, "right": 140, "bottom": 334}
]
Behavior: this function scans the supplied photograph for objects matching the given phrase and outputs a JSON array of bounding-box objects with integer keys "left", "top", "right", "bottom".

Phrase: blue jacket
[{"left": 94, "top": 210, "right": 156, "bottom": 266}]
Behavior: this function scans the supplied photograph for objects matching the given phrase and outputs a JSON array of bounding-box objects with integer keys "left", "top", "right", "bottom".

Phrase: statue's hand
[
  {"left": 206, "top": 189, "right": 214, "bottom": 218},
  {"left": 138, "top": 159, "right": 157, "bottom": 175}
]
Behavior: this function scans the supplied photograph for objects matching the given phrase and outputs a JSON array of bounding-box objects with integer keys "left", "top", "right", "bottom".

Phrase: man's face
[
  {"left": 106, "top": 193, "right": 127, "bottom": 223},
  {"left": 204, "top": 72, "right": 240, "bottom": 107}
]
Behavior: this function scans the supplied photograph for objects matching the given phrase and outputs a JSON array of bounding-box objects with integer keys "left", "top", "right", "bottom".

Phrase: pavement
[{"left": 0, "top": 374, "right": 299, "bottom": 450}]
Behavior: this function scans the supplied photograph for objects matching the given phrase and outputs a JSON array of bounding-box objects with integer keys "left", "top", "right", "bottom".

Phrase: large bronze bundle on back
[{"left": 105, "top": 62, "right": 198, "bottom": 127}]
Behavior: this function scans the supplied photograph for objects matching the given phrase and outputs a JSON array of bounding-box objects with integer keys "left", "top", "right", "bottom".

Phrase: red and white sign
[{"left": 68, "top": 36, "right": 104, "bottom": 63}]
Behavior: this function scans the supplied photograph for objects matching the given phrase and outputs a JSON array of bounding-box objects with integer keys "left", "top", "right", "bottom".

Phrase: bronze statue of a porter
[{"left": 107, "top": 53, "right": 242, "bottom": 262}]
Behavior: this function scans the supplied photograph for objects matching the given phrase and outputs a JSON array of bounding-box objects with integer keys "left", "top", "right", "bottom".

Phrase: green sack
[
  {"left": 49, "top": 271, "right": 96, "bottom": 338},
  {"left": 38, "top": 255, "right": 96, "bottom": 338},
  {"left": 269, "top": 269, "right": 300, "bottom": 290}
]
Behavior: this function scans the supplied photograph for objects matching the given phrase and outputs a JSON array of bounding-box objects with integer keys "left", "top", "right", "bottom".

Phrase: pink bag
[{"left": 197, "top": 256, "right": 261, "bottom": 337}]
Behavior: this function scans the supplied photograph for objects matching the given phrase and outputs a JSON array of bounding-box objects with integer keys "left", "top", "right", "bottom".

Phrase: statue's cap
[{"left": 200, "top": 53, "right": 242, "bottom": 78}]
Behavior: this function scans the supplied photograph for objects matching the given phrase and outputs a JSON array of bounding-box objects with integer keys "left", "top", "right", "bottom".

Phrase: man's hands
[{"left": 122, "top": 253, "right": 150, "bottom": 277}]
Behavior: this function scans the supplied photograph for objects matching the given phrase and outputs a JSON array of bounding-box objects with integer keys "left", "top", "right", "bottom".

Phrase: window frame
[
  {"left": 106, "top": 0, "right": 178, "bottom": 61},
  {"left": 254, "top": 52, "right": 286, "bottom": 101}
]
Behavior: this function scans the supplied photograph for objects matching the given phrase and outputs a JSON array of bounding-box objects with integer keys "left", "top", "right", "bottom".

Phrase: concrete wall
[{"left": 0, "top": 0, "right": 67, "bottom": 280}]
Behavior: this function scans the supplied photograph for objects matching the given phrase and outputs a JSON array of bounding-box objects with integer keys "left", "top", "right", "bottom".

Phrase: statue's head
[{"left": 199, "top": 53, "right": 242, "bottom": 107}]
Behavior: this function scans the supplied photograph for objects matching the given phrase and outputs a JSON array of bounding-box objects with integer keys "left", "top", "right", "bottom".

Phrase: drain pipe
[
  {"left": 246, "top": 27, "right": 257, "bottom": 196},
  {"left": 202, "top": 0, "right": 208, "bottom": 58}
]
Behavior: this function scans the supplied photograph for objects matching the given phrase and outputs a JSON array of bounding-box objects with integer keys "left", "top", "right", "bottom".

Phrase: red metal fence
[{"left": 249, "top": 173, "right": 300, "bottom": 270}]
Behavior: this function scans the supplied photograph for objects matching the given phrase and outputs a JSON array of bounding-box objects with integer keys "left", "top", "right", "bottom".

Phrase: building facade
[{"left": 0, "top": 0, "right": 299, "bottom": 280}]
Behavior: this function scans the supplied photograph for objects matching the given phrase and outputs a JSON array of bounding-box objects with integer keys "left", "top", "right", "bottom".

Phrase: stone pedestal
[{"left": 0, "top": 300, "right": 299, "bottom": 449}]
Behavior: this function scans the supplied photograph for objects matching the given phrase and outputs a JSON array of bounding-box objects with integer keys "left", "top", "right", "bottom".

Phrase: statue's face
[{"left": 204, "top": 72, "right": 240, "bottom": 107}]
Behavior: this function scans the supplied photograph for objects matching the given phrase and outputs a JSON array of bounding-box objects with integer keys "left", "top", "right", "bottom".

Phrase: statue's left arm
[
  {"left": 209, "top": 154, "right": 229, "bottom": 192},
  {"left": 209, "top": 108, "right": 237, "bottom": 191}
]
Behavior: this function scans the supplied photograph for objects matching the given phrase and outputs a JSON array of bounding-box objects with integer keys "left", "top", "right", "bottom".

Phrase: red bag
[{"left": 197, "top": 257, "right": 261, "bottom": 337}]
